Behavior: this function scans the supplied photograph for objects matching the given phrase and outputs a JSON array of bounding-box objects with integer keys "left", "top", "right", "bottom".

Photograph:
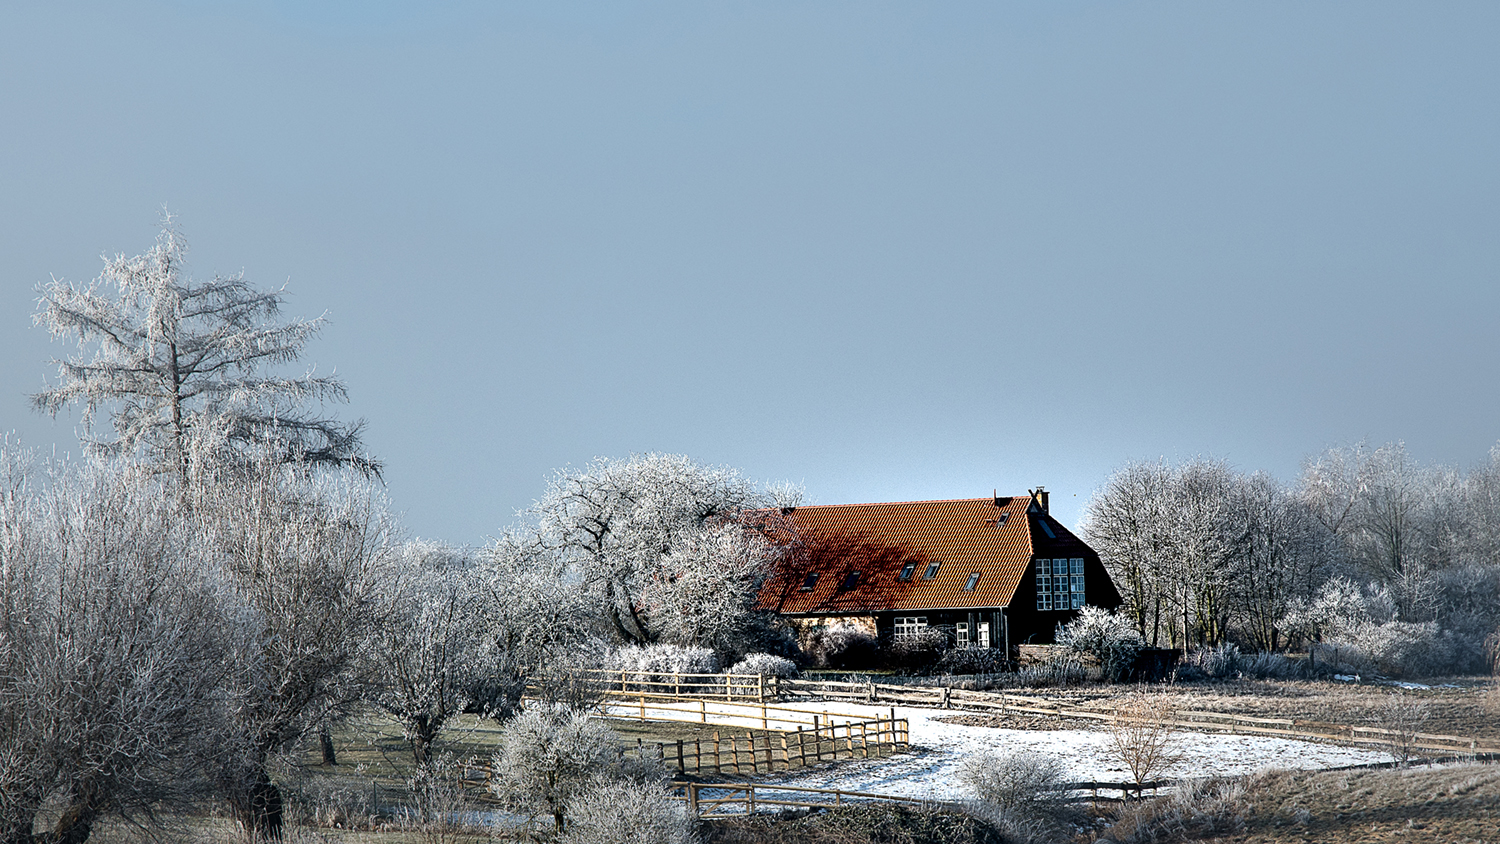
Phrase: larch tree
[{"left": 31, "top": 215, "right": 378, "bottom": 484}]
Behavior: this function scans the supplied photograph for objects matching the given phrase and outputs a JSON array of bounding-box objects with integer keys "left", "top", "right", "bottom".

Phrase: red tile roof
[{"left": 754, "top": 494, "right": 1093, "bottom": 615}]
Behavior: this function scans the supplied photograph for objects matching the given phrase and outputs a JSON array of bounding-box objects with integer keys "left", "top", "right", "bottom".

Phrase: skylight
[
  {"left": 898, "top": 562, "right": 917, "bottom": 581},
  {"left": 923, "top": 561, "right": 940, "bottom": 579},
  {"left": 964, "top": 572, "right": 981, "bottom": 591},
  {"left": 840, "top": 571, "right": 861, "bottom": 590},
  {"left": 1039, "top": 519, "right": 1056, "bottom": 539},
  {"left": 799, "top": 572, "right": 819, "bottom": 591}
]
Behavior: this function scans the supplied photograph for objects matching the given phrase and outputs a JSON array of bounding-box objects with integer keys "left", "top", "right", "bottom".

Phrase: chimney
[{"left": 1035, "top": 486, "right": 1049, "bottom": 514}]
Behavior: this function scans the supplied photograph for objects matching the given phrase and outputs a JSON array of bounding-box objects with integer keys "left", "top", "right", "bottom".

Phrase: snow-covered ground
[
  {"left": 757, "top": 701, "right": 1389, "bottom": 802},
  {"left": 606, "top": 699, "right": 1391, "bottom": 804}
]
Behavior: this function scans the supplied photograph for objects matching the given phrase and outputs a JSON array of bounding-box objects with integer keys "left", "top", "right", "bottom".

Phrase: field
[{"left": 77, "top": 675, "right": 1500, "bottom": 843}]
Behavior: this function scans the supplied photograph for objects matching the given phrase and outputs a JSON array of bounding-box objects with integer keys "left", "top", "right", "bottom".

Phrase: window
[
  {"left": 799, "top": 572, "right": 820, "bottom": 591},
  {"left": 893, "top": 616, "right": 928, "bottom": 640},
  {"left": 1070, "top": 558, "right": 1085, "bottom": 609},
  {"left": 976, "top": 621, "right": 991, "bottom": 649},
  {"left": 955, "top": 622, "right": 969, "bottom": 649},
  {"left": 898, "top": 562, "right": 917, "bottom": 581},
  {"left": 1035, "top": 558, "right": 1052, "bottom": 611},
  {"left": 963, "top": 572, "right": 980, "bottom": 591},
  {"left": 923, "top": 561, "right": 941, "bottom": 579},
  {"left": 840, "top": 571, "right": 861, "bottom": 591},
  {"left": 1039, "top": 519, "right": 1057, "bottom": 539},
  {"left": 1052, "top": 559, "right": 1069, "bottom": 609}
]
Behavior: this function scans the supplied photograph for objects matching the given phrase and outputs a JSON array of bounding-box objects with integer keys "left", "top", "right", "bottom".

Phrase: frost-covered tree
[
  {"left": 32, "top": 215, "right": 377, "bottom": 484},
  {"left": 489, "top": 704, "right": 661, "bottom": 839},
  {"left": 366, "top": 542, "right": 487, "bottom": 765},
  {"left": 642, "top": 522, "right": 773, "bottom": 653},
  {"left": 0, "top": 447, "right": 226, "bottom": 844},
  {"left": 528, "top": 453, "right": 767, "bottom": 646},
  {"left": 558, "top": 778, "right": 693, "bottom": 844},
  {"left": 194, "top": 456, "right": 396, "bottom": 840}
]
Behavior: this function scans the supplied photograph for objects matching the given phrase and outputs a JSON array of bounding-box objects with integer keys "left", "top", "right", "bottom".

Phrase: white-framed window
[
  {"left": 977, "top": 621, "right": 990, "bottom": 649},
  {"left": 1070, "top": 558, "right": 1085, "bottom": 609},
  {"left": 893, "top": 616, "right": 928, "bottom": 640},
  {"left": 1037, "top": 558, "right": 1086, "bottom": 610},
  {"left": 955, "top": 622, "right": 969, "bottom": 649}
]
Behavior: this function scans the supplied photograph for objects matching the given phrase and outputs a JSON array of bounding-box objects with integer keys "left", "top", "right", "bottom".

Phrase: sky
[{"left": 2, "top": 2, "right": 1497, "bottom": 545}]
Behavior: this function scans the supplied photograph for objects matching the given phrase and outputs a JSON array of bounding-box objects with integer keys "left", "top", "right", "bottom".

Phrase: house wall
[{"left": 1005, "top": 551, "right": 1122, "bottom": 647}]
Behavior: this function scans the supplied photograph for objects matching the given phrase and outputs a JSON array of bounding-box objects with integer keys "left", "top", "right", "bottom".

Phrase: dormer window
[
  {"left": 898, "top": 562, "right": 917, "bottom": 581},
  {"left": 840, "top": 571, "right": 861, "bottom": 591},
  {"left": 922, "top": 561, "right": 940, "bottom": 579},
  {"left": 799, "top": 572, "right": 820, "bottom": 591},
  {"left": 963, "top": 572, "right": 980, "bottom": 591}
]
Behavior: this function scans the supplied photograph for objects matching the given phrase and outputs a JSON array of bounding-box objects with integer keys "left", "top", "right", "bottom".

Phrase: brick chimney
[{"left": 1031, "top": 486, "right": 1049, "bottom": 514}]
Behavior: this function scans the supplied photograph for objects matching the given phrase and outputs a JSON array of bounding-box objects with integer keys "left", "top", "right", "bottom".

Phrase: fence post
[
  {"left": 761, "top": 702, "right": 768, "bottom": 732},
  {"left": 700, "top": 698, "right": 706, "bottom": 724},
  {"left": 796, "top": 727, "right": 806, "bottom": 767},
  {"left": 868, "top": 679, "right": 876, "bottom": 703},
  {"left": 640, "top": 693, "right": 646, "bottom": 722},
  {"left": 695, "top": 739, "right": 702, "bottom": 774},
  {"left": 860, "top": 722, "right": 869, "bottom": 758},
  {"left": 758, "top": 674, "right": 765, "bottom": 705},
  {"left": 713, "top": 731, "right": 721, "bottom": 774},
  {"left": 675, "top": 672, "right": 681, "bottom": 699},
  {"left": 941, "top": 686, "right": 951, "bottom": 709},
  {"left": 676, "top": 739, "right": 685, "bottom": 773},
  {"left": 689, "top": 782, "right": 699, "bottom": 816},
  {"left": 780, "top": 734, "right": 789, "bottom": 769},
  {"left": 749, "top": 783, "right": 756, "bottom": 814}
]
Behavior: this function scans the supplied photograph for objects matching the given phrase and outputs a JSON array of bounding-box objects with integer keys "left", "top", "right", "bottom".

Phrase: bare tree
[
  {"left": 32, "top": 214, "right": 377, "bottom": 484},
  {"left": 1106, "top": 694, "right": 1185, "bottom": 797}
]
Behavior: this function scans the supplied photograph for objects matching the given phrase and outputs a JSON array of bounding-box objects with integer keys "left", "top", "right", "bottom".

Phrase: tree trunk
[
  {"left": 46, "top": 801, "right": 96, "bottom": 844},
  {"left": 229, "top": 766, "right": 284, "bottom": 841},
  {"left": 319, "top": 726, "right": 338, "bottom": 766}
]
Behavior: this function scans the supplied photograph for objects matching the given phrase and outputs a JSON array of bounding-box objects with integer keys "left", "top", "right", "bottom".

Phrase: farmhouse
[{"left": 753, "top": 489, "right": 1121, "bottom": 654}]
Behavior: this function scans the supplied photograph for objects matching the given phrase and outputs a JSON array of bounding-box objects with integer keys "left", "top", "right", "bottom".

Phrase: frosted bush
[
  {"left": 1337, "top": 620, "right": 1458, "bottom": 678},
  {"left": 1016, "top": 655, "right": 1089, "bottom": 688},
  {"left": 559, "top": 777, "right": 694, "bottom": 844},
  {"left": 488, "top": 704, "right": 624, "bottom": 836},
  {"left": 1181, "top": 643, "right": 1241, "bottom": 680},
  {"left": 803, "top": 622, "right": 879, "bottom": 669},
  {"left": 606, "top": 644, "right": 719, "bottom": 678},
  {"left": 1056, "top": 606, "right": 1144, "bottom": 681},
  {"left": 1236, "top": 651, "right": 1304, "bottom": 680},
  {"left": 728, "top": 652, "right": 798, "bottom": 679},
  {"left": 960, "top": 749, "right": 1069, "bottom": 843},
  {"left": 886, "top": 628, "right": 949, "bottom": 670}
]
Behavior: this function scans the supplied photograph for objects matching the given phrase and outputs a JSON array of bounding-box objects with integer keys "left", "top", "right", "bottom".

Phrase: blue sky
[{"left": 3, "top": 2, "right": 1498, "bottom": 543}]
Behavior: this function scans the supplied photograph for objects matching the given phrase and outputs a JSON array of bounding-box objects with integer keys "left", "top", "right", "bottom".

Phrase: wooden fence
[
  {"left": 673, "top": 782, "right": 939, "bottom": 818},
  {"left": 622, "top": 715, "right": 907, "bottom": 776},
  {"left": 778, "top": 677, "right": 1500, "bottom": 757}
]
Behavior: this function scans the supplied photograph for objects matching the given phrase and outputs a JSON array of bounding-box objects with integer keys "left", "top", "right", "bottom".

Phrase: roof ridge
[{"left": 781, "top": 496, "right": 1024, "bottom": 509}]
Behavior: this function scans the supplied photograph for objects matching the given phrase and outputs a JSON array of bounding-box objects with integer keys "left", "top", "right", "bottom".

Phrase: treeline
[{"left": 1081, "top": 442, "right": 1500, "bottom": 675}]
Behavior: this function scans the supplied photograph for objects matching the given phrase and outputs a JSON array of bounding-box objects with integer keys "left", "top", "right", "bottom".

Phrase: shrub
[
  {"left": 935, "top": 647, "right": 1011, "bottom": 676},
  {"left": 1235, "top": 651, "right": 1305, "bottom": 680},
  {"left": 1320, "top": 620, "right": 1461, "bottom": 678},
  {"left": 960, "top": 749, "right": 1070, "bottom": 844},
  {"left": 1104, "top": 776, "right": 1252, "bottom": 843},
  {"left": 607, "top": 644, "right": 719, "bottom": 681},
  {"left": 1056, "top": 607, "right": 1144, "bottom": 682},
  {"left": 802, "top": 622, "right": 879, "bottom": 669},
  {"left": 728, "top": 652, "right": 799, "bottom": 680},
  {"left": 1372, "top": 692, "right": 1430, "bottom": 767},
  {"left": 886, "top": 628, "right": 949, "bottom": 670},
  {"left": 559, "top": 777, "right": 694, "bottom": 844},
  {"left": 489, "top": 703, "right": 664, "bottom": 838},
  {"left": 1179, "top": 643, "right": 1241, "bottom": 680},
  {"left": 1015, "top": 655, "right": 1090, "bottom": 688}
]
